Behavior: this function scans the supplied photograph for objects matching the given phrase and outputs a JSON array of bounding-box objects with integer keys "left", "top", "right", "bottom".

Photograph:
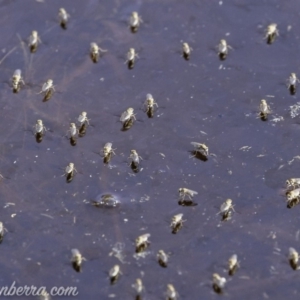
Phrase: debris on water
[
  {"left": 91, "top": 193, "right": 120, "bottom": 207},
  {"left": 133, "top": 250, "right": 152, "bottom": 260},
  {"left": 239, "top": 146, "right": 251, "bottom": 151},
  {"left": 288, "top": 156, "right": 300, "bottom": 165},
  {"left": 139, "top": 195, "right": 150, "bottom": 203},
  {"left": 270, "top": 116, "right": 284, "bottom": 123},
  {"left": 289, "top": 102, "right": 300, "bottom": 118},
  {"left": 109, "top": 242, "right": 127, "bottom": 263}
]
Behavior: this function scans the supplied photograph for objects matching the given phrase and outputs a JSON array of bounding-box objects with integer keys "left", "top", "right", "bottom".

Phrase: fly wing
[
  {"left": 220, "top": 202, "right": 227, "bottom": 213},
  {"left": 292, "top": 188, "right": 300, "bottom": 194},
  {"left": 42, "top": 82, "right": 49, "bottom": 92},
  {"left": 259, "top": 103, "right": 264, "bottom": 112},
  {"left": 129, "top": 16, "right": 136, "bottom": 27},
  {"left": 120, "top": 110, "right": 129, "bottom": 122},
  {"left": 14, "top": 69, "right": 21, "bottom": 77},
  {"left": 78, "top": 114, "right": 84, "bottom": 123},
  {"left": 143, "top": 233, "right": 151, "bottom": 239},
  {"left": 104, "top": 142, "right": 112, "bottom": 149},
  {"left": 28, "top": 36, "right": 34, "bottom": 45},
  {"left": 220, "top": 278, "right": 226, "bottom": 288},
  {"left": 189, "top": 189, "right": 198, "bottom": 196},
  {"left": 191, "top": 142, "right": 201, "bottom": 148}
]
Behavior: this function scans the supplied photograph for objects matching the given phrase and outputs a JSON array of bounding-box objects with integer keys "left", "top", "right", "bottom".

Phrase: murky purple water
[{"left": 0, "top": 0, "right": 300, "bottom": 299}]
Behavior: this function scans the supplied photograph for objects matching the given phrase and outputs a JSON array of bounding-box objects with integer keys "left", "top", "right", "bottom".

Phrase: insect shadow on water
[
  {"left": 130, "top": 27, "right": 138, "bottom": 34},
  {"left": 35, "top": 132, "right": 43, "bottom": 143},
  {"left": 130, "top": 161, "right": 139, "bottom": 173},
  {"left": 147, "top": 107, "right": 154, "bottom": 118},
  {"left": 212, "top": 283, "right": 224, "bottom": 294},
  {"left": 66, "top": 172, "right": 74, "bottom": 183},
  {"left": 127, "top": 60, "right": 134, "bottom": 69},
  {"left": 103, "top": 152, "right": 112, "bottom": 164},
  {"left": 72, "top": 262, "right": 81, "bottom": 273},
  {"left": 212, "top": 285, "right": 222, "bottom": 294},
  {"left": 172, "top": 222, "right": 183, "bottom": 234},
  {"left": 69, "top": 136, "right": 77, "bottom": 146},
  {"left": 287, "top": 198, "right": 300, "bottom": 209},
  {"left": 267, "top": 35, "right": 276, "bottom": 45},
  {"left": 219, "top": 53, "right": 226, "bottom": 61},
  {"left": 221, "top": 210, "right": 233, "bottom": 221},
  {"left": 289, "top": 258, "right": 298, "bottom": 271},
  {"left": 78, "top": 123, "right": 87, "bottom": 137},
  {"left": 183, "top": 53, "right": 190, "bottom": 61},
  {"left": 178, "top": 188, "right": 198, "bottom": 207},
  {"left": 121, "top": 118, "right": 134, "bottom": 131},
  {"left": 110, "top": 274, "right": 119, "bottom": 285},
  {"left": 178, "top": 199, "right": 197, "bottom": 206},
  {"left": 189, "top": 150, "right": 208, "bottom": 162},
  {"left": 42, "top": 89, "right": 54, "bottom": 102},
  {"left": 289, "top": 85, "right": 296, "bottom": 96},
  {"left": 260, "top": 114, "right": 268, "bottom": 122}
]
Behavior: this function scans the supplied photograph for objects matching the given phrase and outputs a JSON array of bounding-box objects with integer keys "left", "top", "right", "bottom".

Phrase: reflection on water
[{"left": 0, "top": 0, "right": 300, "bottom": 299}]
